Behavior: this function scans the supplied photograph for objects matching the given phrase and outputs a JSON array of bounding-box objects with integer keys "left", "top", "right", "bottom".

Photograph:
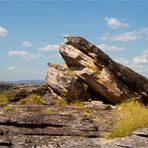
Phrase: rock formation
[
  {"left": 0, "top": 103, "right": 147, "bottom": 148},
  {"left": 6, "top": 84, "right": 49, "bottom": 102},
  {"left": 58, "top": 36, "right": 148, "bottom": 104},
  {"left": 1, "top": 36, "right": 148, "bottom": 148},
  {"left": 46, "top": 63, "right": 89, "bottom": 102}
]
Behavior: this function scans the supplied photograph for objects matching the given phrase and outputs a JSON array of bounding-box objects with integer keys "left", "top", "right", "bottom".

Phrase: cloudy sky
[{"left": 0, "top": 1, "right": 148, "bottom": 81}]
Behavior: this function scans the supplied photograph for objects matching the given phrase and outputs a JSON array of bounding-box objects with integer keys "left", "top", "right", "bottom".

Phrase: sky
[{"left": 0, "top": 0, "right": 148, "bottom": 81}]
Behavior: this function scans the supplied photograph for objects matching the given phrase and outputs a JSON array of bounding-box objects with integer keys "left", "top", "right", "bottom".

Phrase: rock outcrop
[
  {"left": 0, "top": 102, "right": 116, "bottom": 148},
  {"left": 46, "top": 63, "right": 89, "bottom": 102},
  {"left": 59, "top": 36, "right": 148, "bottom": 104},
  {"left": 0, "top": 104, "right": 147, "bottom": 148},
  {"left": 6, "top": 84, "right": 49, "bottom": 102},
  {"left": 101, "top": 128, "right": 148, "bottom": 148}
]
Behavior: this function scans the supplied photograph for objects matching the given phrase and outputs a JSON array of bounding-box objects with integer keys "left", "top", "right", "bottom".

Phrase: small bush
[
  {"left": 0, "top": 93, "right": 9, "bottom": 105},
  {"left": 3, "top": 105, "right": 13, "bottom": 112},
  {"left": 26, "top": 93, "right": 42, "bottom": 105},
  {"left": 108, "top": 100, "right": 148, "bottom": 138}
]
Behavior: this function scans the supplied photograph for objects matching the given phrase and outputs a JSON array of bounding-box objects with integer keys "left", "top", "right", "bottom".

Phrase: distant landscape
[{"left": 0, "top": 80, "right": 44, "bottom": 84}]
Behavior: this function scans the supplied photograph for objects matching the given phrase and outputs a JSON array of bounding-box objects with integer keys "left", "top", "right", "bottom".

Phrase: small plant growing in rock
[
  {"left": 3, "top": 105, "right": 13, "bottom": 112},
  {"left": 26, "top": 93, "right": 42, "bottom": 105},
  {"left": 0, "top": 93, "right": 9, "bottom": 105},
  {"left": 108, "top": 99, "right": 148, "bottom": 138}
]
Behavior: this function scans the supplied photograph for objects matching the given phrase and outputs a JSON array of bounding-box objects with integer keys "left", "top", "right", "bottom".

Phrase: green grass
[
  {"left": 25, "top": 93, "right": 42, "bottom": 105},
  {"left": 108, "top": 100, "right": 148, "bottom": 138},
  {"left": 0, "top": 93, "right": 9, "bottom": 105},
  {"left": 3, "top": 105, "right": 13, "bottom": 112}
]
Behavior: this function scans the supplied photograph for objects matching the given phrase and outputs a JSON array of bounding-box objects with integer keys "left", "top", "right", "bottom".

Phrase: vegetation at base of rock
[
  {"left": 18, "top": 99, "right": 27, "bottom": 105},
  {"left": 18, "top": 93, "right": 42, "bottom": 105},
  {"left": 70, "top": 99, "right": 84, "bottom": 107},
  {"left": 108, "top": 99, "right": 148, "bottom": 138},
  {"left": 0, "top": 93, "right": 9, "bottom": 105},
  {"left": 55, "top": 96, "right": 68, "bottom": 106},
  {"left": 42, "top": 107, "right": 58, "bottom": 114},
  {"left": 3, "top": 105, "right": 13, "bottom": 112}
]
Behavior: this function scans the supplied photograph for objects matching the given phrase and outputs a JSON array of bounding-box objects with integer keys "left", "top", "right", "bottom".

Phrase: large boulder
[
  {"left": 59, "top": 36, "right": 145, "bottom": 104},
  {"left": 45, "top": 63, "right": 89, "bottom": 102}
]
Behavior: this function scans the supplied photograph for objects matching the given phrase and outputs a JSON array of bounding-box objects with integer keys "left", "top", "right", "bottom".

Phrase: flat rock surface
[
  {"left": 0, "top": 102, "right": 116, "bottom": 148},
  {"left": 0, "top": 102, "right": 147, "bottom": 148}
]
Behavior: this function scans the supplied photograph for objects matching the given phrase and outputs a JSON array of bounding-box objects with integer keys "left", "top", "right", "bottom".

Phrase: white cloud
[
  {"left": 22, "top": 40, "right": 32, "bottom": 47},
  {"left": 104, "top": 17, "right": 129, "bottom": 28},
  {"left": 101, "top": 28, "right": 148, "bottom": 41},
  {"left": 97, "top": 44, "right": 125, "bottom": 51},
  {"left": 114, "top": 58, "right": 129, "bottom": 66},
  {"left": 38, "top": 44, "right": 59, "bottom": 51},
  {"left": 114, "top": 56, "right": 148, "bottom": 78},
  {"left": 8, "top": 50, "right": 41, "bottom": 61},
  {"left": 0, "top": 26, "right": 8, "bottom": 37},
  {"left": 133, "top": 51, "right": 148, "bottom": 64},
  {"left": 8, "top": 65, "right": 16, "bottom": 71}
]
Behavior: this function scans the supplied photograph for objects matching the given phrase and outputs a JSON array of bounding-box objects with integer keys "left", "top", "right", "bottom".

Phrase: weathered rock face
[
  {"left": 6, "top": 84, "right": 49, "bottom": 102},
  {"left": 0, "top": 102, "right": 116, "bottom": 148},
  {"left": 101, "top": 128, "right": 148, "bottom": 148},
  {"left": 60, "top": 36, "right": 148, "bottom": 104},
  {"left": 0, "top": 103, "right": 147, "bottom": 148},
  {"left": 46, "top": 63, "right": 89, "bottom": 101}
]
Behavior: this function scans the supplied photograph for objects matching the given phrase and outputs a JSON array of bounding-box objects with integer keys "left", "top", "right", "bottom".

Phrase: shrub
[
  {"left": 26, "top": 93, "right": 42, "bottom": 105},
  {"left": 3, "top": 105, "right": 13, "bottom": 112},
  {"left": 0, "top": 93, "right": 9, "bottom": 105},
  {"left": 108, "top": 100, "right": 148, "bottom": 138}
]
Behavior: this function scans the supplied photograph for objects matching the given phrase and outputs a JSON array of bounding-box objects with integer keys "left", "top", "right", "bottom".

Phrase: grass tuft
[
  {"left": 108, "top": 100, "right": 148, "bottom": 138},
  {"left": 0, "top": 93, "right": 9, "bottom": 105},
  {"left": 25, "top": 93, "right": 42, "bottom": 105},
  {"left": 3, "top": 105, "right": 13, "bottom": 112}
]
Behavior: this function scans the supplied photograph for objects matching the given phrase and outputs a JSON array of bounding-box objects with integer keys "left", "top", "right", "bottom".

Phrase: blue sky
[{"left": 0, "top": 0, "right": 148, "bottom": 81}]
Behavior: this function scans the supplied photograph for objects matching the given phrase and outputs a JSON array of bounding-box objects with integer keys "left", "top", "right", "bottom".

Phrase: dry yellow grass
[
  {"left": 25, "top": 93, "right": 42, "bottom": 105},
  {"left": 108, "top": 100, "right": 148, "bottom": 138},
  {"left": 0, "top": 93, "right": 9, "bottom": 105},
  {"left": 3, "top": 105, "right": 13, "bottom": 112}
]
